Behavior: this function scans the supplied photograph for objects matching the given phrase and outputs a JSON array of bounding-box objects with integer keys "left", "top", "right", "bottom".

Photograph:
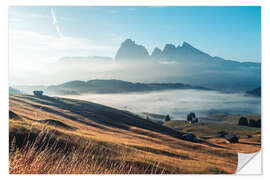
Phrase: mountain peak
[
  {"left": 152, "top": 47, "right": 162, "bottom": 54},
  {"left": 151, "top": 47, "right": 162, "bottom": 58},
  {"left": 181, "top": 41, "right": 211, "bottom": 57},
  {"left": 122, "top": 38, "right": 135, "bottom": 45},
  {"left": 115, "top": 39, "right": 149, "bottom": 60},
  {"left": 163, "top": 44, "right": 177, "bottom": 52},
  {"left": 115, "top": 39, "right": 221, "bottom": 62},
  {"left": 182, "top": 41, "right": 196, "bottom": 49}
]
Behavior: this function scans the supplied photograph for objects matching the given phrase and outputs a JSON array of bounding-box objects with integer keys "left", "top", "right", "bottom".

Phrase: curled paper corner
[{"left": 236, "top": 151, "right": 262, "bottom": 174}]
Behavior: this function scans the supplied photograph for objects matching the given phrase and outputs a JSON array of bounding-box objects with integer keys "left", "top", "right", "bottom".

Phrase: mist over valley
[
  {"left": 11, "top": 39, "right": 261, "bottom": 120},
  {"left": 61, "top": 89, "right": 261, "bottom": 120}
]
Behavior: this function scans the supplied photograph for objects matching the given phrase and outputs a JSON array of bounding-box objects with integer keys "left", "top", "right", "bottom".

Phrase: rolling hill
[
  {"left": 16, "top": 79, "right": 211, "bottom": 95},
  {"left": 9, "top": 94, "right": 260, "bottom": 174}
]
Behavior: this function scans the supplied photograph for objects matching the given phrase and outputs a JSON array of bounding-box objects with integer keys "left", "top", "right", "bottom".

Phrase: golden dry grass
[
  {"left": 164, "top": 119, "right": 261, "bottom": 153},
  {"left": 9, "top": 95, "right": 260, "bottom": 174},
  {"left": 9, "top": 129, "right": 165, "bottom": 174}
]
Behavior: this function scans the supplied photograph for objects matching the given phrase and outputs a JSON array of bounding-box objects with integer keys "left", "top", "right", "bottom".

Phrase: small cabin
[
  {"left": 33, "top": 90, "right": 43, "bottom": 96},
  {"left": 218, "top": 131, "right": 239, "bottom": 143},
  {"left": 224, "top": 133, "right": 239, "bottom": 143}
]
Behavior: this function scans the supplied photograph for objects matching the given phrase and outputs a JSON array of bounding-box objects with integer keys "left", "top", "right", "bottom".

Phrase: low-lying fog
[
  {"left": 9, "top": 59, "right": 260, "bottom": 91},
  {"left": 62, "top": 89, "right": 261, "bottom": 120}
]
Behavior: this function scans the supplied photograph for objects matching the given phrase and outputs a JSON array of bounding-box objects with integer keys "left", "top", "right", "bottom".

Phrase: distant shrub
[
  {"left": 257, "top": 119, "right": 261, "bottom": 128},
  {"left": 165, "top": 115, "right": 171, "bottom": 122},
  {"left": 249, "top": 119, "right": 258, "bottom": 127},
  {"left": 187, "top": 112, "right": 195, "bottom": 121},
  {"left": 238, "top": 117, "right": 248, "bottom": 126}
]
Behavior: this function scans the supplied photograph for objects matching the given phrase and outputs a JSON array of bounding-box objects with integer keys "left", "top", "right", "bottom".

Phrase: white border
[
  {"left": 237, "top": 151, "right": 262, "bottom": 174},
  {"left": 6, "top": 0, "right": 262, "bottom": 6},
  {"left": 2, "top": 0, "right": 269, "bottom": 179}
]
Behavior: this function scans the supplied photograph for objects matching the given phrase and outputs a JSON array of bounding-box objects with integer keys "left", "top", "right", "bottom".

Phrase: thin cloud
[
  {"left": 30, "top": 13, "right": 50, "bottom": 19},
  {"left": 51, "top": 8, "right": 63, "bottom": 37},
  {"left": 51, "top": 9, "right": 57, "bottom": 24},
  {"left": 9, "top": 29, "right": 116, "bottom": 54}
]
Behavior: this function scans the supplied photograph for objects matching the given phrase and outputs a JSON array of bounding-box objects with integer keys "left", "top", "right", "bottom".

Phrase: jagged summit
[
  {"left": 181, "top": 41, "right": 211, "bottom": 57},
  {"left": 182, "top": 41, "right": 193, "bottom": 48},
  {"left": 151, "top": 47, "right": 162, "bottom": 58},
  {"left": 121, "top": 39, "right": 135, "bottom": 46},
  {"left": 163, "top": 44, "right": 177, "bottom": 52},
  {"left": 163, "top": 44, "right": 177, "bottom": 55},
  {"left": 114, "top": 39, "right": 259, "bottom": 67},
  {"left": 115, "top": 39, "right": 149, "bottom": 60},
  {"left": 115, "top": 39, "right": 213, "bottom": 61}
]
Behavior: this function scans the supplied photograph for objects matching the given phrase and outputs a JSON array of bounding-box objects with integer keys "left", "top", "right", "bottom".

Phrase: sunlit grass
[
  {"left": 9, "top": 95, "right": 261, "bottom": 174},
  {"left": 9, "top": 128, "right": 166, "bottom": 174}
]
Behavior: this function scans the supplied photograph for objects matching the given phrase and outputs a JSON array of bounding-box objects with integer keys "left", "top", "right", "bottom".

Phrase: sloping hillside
[
  {"left": 9, "top": 95, "right": 256, "bottom": 174},
  {"left": 37, "top": 79, "right": 210, "bottom": 95},
  {"left": 164, "top": 119, "right": 261, "bottom": 154}
]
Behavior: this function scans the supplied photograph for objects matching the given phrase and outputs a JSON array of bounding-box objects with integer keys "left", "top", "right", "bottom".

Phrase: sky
[
  {"left": 9, "top": 6, "right": 261, "bottom": 62},
  {"left": 8, "top": 6, "right": 261, "bottom": 85}
]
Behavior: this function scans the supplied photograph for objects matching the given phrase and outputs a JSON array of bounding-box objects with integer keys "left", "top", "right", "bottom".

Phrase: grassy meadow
[{"left": 9, "top": 95, "right": 261, "bottom": 174}]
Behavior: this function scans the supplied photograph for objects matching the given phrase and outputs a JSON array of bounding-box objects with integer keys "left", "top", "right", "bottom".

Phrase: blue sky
[{"left": 9, "top": 6, "right": 261, "bottom": 64}]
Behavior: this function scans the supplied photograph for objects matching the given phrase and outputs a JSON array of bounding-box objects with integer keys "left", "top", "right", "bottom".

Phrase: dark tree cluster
[
  {"left": 165, "top": 115, "right": 171, "bottom": 122},
  {"left": 186, "top": 112, "right": 198, "bottom": 123},
  {"left": 238, "top": 117, "right": 261, "bottom": 128},
  {"left": 33, "top": 90, "right": 44, "bottom": 96},
  {"left": 238, "top": 117, "right": 248, "bottom": 126}
]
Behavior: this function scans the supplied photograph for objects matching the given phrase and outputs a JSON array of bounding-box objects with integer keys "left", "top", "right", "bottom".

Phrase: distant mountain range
[
  {"left": 115, "top": 39, "right": 260, "bottom": 68},
  {"left": 246, "top": 87, "right": 261, "bottom": 97},
  {"left": 54, "top": 39, "right": 261, "bottom": 91},
  {"left": 115, "top": 39, "right": 261, "bottom": 91},
  {"left": 15, "top": 79, "right": 212, "bottom": 95}
]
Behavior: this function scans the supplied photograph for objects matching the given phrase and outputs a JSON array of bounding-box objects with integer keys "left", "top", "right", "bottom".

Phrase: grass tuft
[{"left": 9, "top": 128, "right": 166, "bottom": 174}]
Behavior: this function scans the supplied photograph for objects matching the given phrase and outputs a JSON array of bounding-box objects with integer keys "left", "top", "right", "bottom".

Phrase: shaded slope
[{"left": 10, "top": 95, "right": 186, "bottom": 140}]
